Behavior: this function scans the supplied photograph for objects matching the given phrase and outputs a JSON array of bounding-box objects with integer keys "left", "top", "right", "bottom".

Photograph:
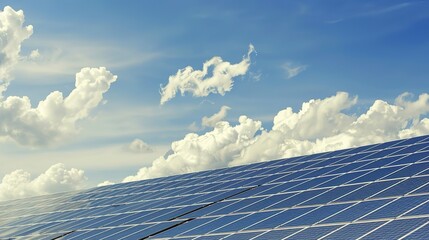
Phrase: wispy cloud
[
  {"left": 14, "top": 39, "right": 161, "bottom": 83},
  {"left": 325, "top": 2, "right": 417, "bottom": 24},
  {"left": 160, "top": 44, "right": 256, "bottom": 105},
  {"left": 282, "top": 62, "right": 307, "bottom": 79},
  {"left": 363, "top": 2, "right": 412, "bottom": 16},
  {"left": 202, "top": 105, "right": 231, "bottom": 128}
]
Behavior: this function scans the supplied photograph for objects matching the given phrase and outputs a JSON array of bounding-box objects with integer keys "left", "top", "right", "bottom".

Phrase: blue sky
[{"left": 0, "top": 1, "right": 429, "bottom": 199}]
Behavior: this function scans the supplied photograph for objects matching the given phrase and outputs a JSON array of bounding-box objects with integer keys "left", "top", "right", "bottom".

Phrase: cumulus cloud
[
  {"left": 0, "top": 163, "right": 87, "bottom": 201},
  {"left": 97, "top": 180, "right": 114, "bottom": 187},
  {"left": 160, "top": 44, "right": 255, "bottom": 105},
  {"left": 202, "top": 105, "right": 231, "bottom": 128},
  {"left": 0, "top": 7, "right": 118, "bottom": 147},
  {"left": 123, "top": 116, "right": 262, "bottom": 181},
  {"left": 125, "top": 92, "right": 429, "bottom": 182},
  {"left": 282, "top": 62, "right": 307, "bottom": 79},
  {"left": 0, "top": 6, "right": 33, "bottom": 96},
  {"left": 0, "top": 67, "right": 117, "bottom": 146},
  {"left": 127, "top": 138, "right": 153, "bottom": 154}
]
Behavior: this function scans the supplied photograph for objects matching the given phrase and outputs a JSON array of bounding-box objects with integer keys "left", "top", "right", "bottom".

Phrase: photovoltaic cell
[
  {"left": 402, "top": 222, "right": 429, "bottom": 240},
  {"left": 360, "top": 217, "right": 429, "bottom": 240},
  {"left": 321, "top": 199, "right": 391, "bottom": 224},
  {"left": 286, "top": 225, "right": 340, "bottom": 240},
  {"left": 222, "top": 231, "right": 262, "bottom": 239},
  {"left": 323, "top": 221, "right": 386, "bottom": 239},
  {"left": 1, "top": 135, "right": 429, "bottom": 240},
  {"left": 280, "top": 203, "right": 352, "bottom": 227},
  {"left": 246, "top": 207, "right": 314, "bottom": 230},
  {"left": 253, "top": 228, "right": 300, "bottom": 240}
]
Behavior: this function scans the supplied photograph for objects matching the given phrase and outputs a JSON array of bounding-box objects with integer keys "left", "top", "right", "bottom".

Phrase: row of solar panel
[
  {"left": 1, "top": 135, "right": 428, "bottom": 213},
  {"left": 2, "top": 141, "right": 429, "bottom": 220},
  {"left": 2, "top": 173, "right": 429, "bottom": 239},
  {"left": 5, "top": 186, "right": 429, "bottom": 234},
  {"left": 1, "top": 150, "right": 424, "bottom": 229},
  {"left": 2, "top": 148, "right": 429, "bottom": 226},
  {"left": 9, "top": 216, "right": 429, "bottom": 239},
  {"left": 2, "top": 135, "right": 429, "bottom": 239}
]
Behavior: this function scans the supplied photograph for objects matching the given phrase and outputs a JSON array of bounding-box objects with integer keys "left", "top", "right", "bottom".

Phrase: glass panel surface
[
  {"left": 360, "top": 218, "right": 429, "bottom": 240},
  {"left": 321, "top": 199, "right": 391, "bottom": 224},
  {"left": 323, "top": 221, "right": 386, "bottom": 240}
]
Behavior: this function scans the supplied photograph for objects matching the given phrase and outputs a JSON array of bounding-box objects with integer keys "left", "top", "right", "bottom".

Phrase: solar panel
[{"left": 1, "top": 135, "right": 429, "bottom": 239}]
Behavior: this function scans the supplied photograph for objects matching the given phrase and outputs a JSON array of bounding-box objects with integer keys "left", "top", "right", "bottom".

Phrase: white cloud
[
  {"left": 282, "top": 62, "right": 307, "bottom": 79},
  {"left": 123, "top": 115, "right": 262, "bottom": 182},
  {"left": 124, "top": 92, "right": 429, "bottom": 182},
  {"left": 202, "top": 105, "right": 231, "bottom": 128},
  {"left": 0, "top": 163, "right": 87, "bottom": 201},
  {"left": 0, "top": 67, "right": 117, "bottom": 146},
  {"left": 0, "top": 6, "right": 33, "bottom": 96},
  {"left": 28, "top": 49, "right": 40, "bottom": 60},
  {"left": 127, "top": 138, "right": 153, "bottom": 154},
  {"left": 0, "top": 7, "right": 118, "bottom": 147},
  {"left": 160, "top": 44, "right": 255, "bottom": 105},
  {"left": 97, "top": 180, "right": 114, "bottom": 187},
  {"left": 188, "top": 121, "right": 200, "bottom": 132}
]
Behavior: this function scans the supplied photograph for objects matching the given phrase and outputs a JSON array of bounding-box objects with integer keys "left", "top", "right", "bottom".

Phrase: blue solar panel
[
  {"left": 287, "top": 225, "right": 340, "bottom": 240},
  {"left": 321, "top": 199, "right": 391, "bottom": 223},
  {"left": 360, "top": 217, "right": 429, "bottom": 239},
  {"left": 363, "top": 195, "right": 429, "bottom": 220},
  {"left": 247, "top": 207, "right": 314, "bottom": 230},
  {"left": 323, "top": 221, "right": 387, "bottom": 239},
  {"left": 222, "top": 231, "right": 262, "bottom": 239},
  {"left": 253, "top": 228, "right": 300, "bottom": 239},
  {"left": 1, "top": 135, "right": 429, "bottom": 240},
  {"left": 402, "top": 222, "right": 429, "bottom": 239},
  {"left": 281, "top": 203, "right": 352, "bottom": 227}
]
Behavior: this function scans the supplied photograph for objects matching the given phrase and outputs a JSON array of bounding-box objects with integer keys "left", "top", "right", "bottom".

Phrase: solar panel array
[{"left": 2, "top": 135, "right": 429, "bottom": 240}]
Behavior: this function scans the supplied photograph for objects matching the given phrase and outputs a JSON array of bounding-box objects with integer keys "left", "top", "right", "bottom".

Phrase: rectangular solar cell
[
  {"left": 321, "top": 199, "right": 392, "bottom": 224},
  {"left": 323, "top": 221, "right": 386, "bottom": 239},
  {"left": 363, "top": 195, "right": 429, "bottom": 220},
  {"left": 222, "top": 231, "right": 262, "bottom": 240},
  {"left": 402, "top": 221, "right": 429, "bottom": 239},
  {"left": 267, "top": 189, "right": 327, "bottom": 209},
  {"left": 372, "top": 176, "right": 429, "bottom": 198},
  {"left": 181, "top": 214, "right": 247, "bottom": 236},
  {"left": 334, "top": 180, "right": 400, "bottom": 202},
  {"left": 235, "top": 194, "right": 294, "bottom": 213},
  {"left": 300, "top": 184, "right": 364, "bottom": 206},
  {"left": 252, "top": 228, "right": 300, "bottom": 240},
  {"left": 211, "top": 211, "right": 276, "bottom": 233},
  {"left": 286, "top": 225, "right": 340, "bottom": 240},
  {"left": 360, "top": 217, "right": 429, "bottom": 240},
  {"left": 280, "top": 203, "right": 352, "bottom": 227},
  {"left": 246, "top": 207, "right": 315, "bottom": 230}
]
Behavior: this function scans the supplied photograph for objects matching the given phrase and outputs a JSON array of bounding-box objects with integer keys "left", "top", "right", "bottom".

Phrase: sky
[{"left": 0, "top": 0, "right": 429, "bottom": 200}]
